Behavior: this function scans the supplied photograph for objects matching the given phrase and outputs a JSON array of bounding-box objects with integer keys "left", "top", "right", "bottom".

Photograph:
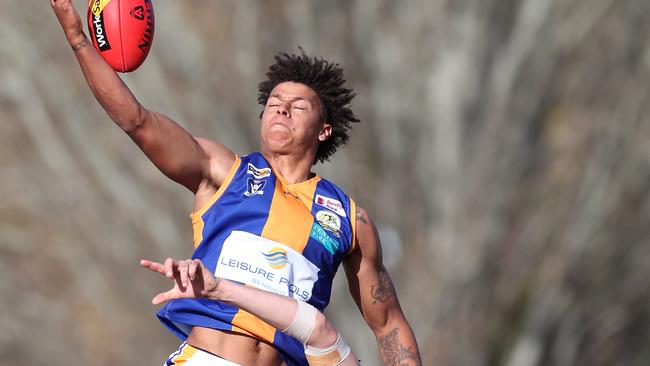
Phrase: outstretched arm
[
  {"left": 50, "top": 0, "right": 234, "bottom": 192},
  {"left": 343, "top": 208, "right": 422, "bottom": 366},
  {"left": 140, "top": 258, "right": 359, "bottom": 366}
]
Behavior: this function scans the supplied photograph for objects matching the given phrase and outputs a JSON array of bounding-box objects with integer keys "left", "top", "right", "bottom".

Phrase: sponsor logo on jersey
[
  {"left": 314, "top": 194, "right": 347, "bottom": 217},
  {"left": 247, "top": 163, "right": 272, "bottom": 179},
  {"left": 310, "top": 222, "right": 340, "bottom": 254},
  {"left": 261, "top": 247, "right": 290, "bottom": 269},
  {"left": 315, "top": 210, "right": 342, "bottom": 237},
  {"left": 216, "top": 231, "right": 319, "bottom": 301},
  {"left": 244, "top": 178, "right": 266, "bottom": 197},
  {"left": 130, "top": 5, "right": 145, "bottom": 20}
]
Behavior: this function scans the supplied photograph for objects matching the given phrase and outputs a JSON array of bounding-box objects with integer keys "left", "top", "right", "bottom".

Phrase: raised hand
[
  {"left": 140, "top": 258, "right": 221, "bottom": 305},
  {"left": 50, "top": 0, "right": 84, "bottom": 42}
]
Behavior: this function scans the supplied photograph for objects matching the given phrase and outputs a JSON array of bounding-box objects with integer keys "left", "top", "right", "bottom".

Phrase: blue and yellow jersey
[{"left": 157, "top": 152, "right": 357, "bottom": 366}]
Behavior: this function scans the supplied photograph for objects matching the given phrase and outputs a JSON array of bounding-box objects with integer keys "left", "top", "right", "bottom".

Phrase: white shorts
[{"left": 164, "top": 342, "right": 243, "bottom": 366}]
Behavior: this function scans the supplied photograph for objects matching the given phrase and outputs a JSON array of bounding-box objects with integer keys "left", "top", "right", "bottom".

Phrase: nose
[{"left": 276, "top": 103, "right": 291, "bottom": 117}]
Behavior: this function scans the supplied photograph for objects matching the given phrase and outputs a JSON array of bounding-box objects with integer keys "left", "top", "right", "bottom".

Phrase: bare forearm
[
  {"left": 67, "top": 31, "right": 213, "bottom": 191},
  {"left": 212, "top": 280, "right": 340, "bottom": 349},
  {"left": 68, "top": 32, "right": 143, "bottom": 132},
  {"left": 210, "top": 279, "right": 298, "bottom": 331},
  {"left": 346, "top": 208, "right": 422, "bottom": 365},
  {"left": 52, "top": 0, "right": 213, "bottom": 192},
  {"left": 376, "top": 320, "right": 422, "bottom": 366}
]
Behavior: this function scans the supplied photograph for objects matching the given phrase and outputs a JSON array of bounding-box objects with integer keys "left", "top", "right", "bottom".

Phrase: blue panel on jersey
[{"left": 275, "top": 331, "right": 308, "bottom": 366}]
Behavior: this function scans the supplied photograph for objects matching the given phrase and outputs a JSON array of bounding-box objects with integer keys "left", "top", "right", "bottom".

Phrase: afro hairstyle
[{"left": 258, "top": 49, "right": 360, "bottom": 164}]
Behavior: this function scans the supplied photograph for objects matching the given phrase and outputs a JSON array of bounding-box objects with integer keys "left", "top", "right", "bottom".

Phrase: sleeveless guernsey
[{"left": 157, "top": 152, "right": 357, "bottom": 366}]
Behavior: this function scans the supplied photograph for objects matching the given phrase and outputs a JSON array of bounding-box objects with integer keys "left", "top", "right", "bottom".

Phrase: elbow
[
  {"left": 366, "top": 308, "right": 404, "bottom": 335},
  {"left": 307, "top": 311, "right": 339, "bottom": 348},
  {"left": 367, "top": 317, "right": 389, "bottom": 335},
  {"left": 114, "top": 103, "right": 148, "bottom": 135},
  {"left": 98, "top": 99, "right": 151, "bottom": 135}
]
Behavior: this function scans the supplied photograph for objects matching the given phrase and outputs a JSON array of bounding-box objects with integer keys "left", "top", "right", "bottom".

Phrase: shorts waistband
[{"left": 165, "top": 342, "right": 243, "bottom": 366}]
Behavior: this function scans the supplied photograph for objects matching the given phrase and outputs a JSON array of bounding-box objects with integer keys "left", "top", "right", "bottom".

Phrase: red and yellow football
[{"left": 87, "top": 0, "right": 155, "bottom": 72}]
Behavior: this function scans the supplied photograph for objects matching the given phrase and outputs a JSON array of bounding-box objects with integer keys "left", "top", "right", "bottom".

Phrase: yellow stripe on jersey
[
  {"left": 236, "top": 175, "right": 320, "bottom": 344},
  {"left": 348, "top": 198, "right": 358, "bottom": 254},
  {"left": 191, "top": 220, "right": 205, "bottom": 249},
  {"left": 169, "top": 343, "right": 199, "bottom": 365},
  {"left": 190, "top": 156, "right": 242, "bottom": 248},
  {"left": 230, "top": 323, "right": 254, "bottom": 337},
  {"left": 261, "top": 176, "right": 319, "bottom": 254},
  {"left": 231, "top": 309, "right": 277, "bottom": 344}
]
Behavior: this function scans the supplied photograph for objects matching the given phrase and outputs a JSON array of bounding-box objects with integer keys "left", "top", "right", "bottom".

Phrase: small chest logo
[
  {"left": 314, "top": 194, "right": 347, "bottom": 217},
  {"left": 310, "top": 222, "right": 340, "bottom": 254},
  {"left": 244, "top": 178, "right": 266, "bottom": 197},
  {"left": 316, "top": 210, "right": 342, "bottom": 237},
  {"left": 247, "top": 163, "right": 272, "bottom": 179}
]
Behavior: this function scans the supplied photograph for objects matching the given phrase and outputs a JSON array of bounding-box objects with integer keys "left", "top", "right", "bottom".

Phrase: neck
[{"left": 262, "top": 150, "right": 316, "bottom": 184}]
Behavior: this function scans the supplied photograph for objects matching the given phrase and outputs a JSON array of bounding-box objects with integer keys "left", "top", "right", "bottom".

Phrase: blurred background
[{"left": 1, "top": 0, "right": 650, "bottom": 365}]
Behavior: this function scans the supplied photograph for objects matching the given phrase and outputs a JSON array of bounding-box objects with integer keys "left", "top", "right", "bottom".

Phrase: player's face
[{"left": 260, "top": 82, "right": 332, "bottom": 157}]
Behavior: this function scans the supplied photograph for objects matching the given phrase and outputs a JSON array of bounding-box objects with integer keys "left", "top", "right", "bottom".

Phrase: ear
[{"left": 318, "top": 123, "right": 332, "bottom": 142}]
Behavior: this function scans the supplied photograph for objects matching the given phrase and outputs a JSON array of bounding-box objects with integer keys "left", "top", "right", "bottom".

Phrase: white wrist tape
[
  {"left": 305, "top": 333, "right": 352, "bottom": 366},
  {"left": 283, "top": 300, "right": 318, "bottom": 343}
]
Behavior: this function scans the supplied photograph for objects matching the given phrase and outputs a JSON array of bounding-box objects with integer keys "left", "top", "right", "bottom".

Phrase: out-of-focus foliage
[{"left": 1, "top": 0, "right": 649, "bottom": 365}]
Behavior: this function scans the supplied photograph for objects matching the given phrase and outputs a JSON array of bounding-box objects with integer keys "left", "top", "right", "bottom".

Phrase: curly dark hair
[{"left": 258, "top": 49, "right": 360, "bottom": 164}]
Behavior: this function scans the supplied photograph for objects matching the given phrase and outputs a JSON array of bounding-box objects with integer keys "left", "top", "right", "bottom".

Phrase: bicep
[
  {"left": 343, "top": 208, "right": 402, "bottom": 332},
  {"left": 129, "top": 109, "right": 233, "bottom": 192}
]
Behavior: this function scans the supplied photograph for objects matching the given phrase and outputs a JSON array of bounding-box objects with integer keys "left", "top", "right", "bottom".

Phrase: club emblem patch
[
  {"left": 244, "top": 178, "right": 266, "bottom": 197},
  {"left": 316, "top": 210, "right": 342, "bottom": 237}
]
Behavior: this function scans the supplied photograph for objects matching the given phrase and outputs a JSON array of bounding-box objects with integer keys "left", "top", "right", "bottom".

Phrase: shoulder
[
  {"left": 353, "top": 207, "right": 376, "bottom": 247},
  {"left": 347, "top": 205, "right": 382, "bottom": 261},
  {"left": 194, "top": 137, "right": 234, "bottom": 159},
  {"left": 355, "top": 206, "right": 371, "bottom": 225},
  {"left": 194, "top": 137, "right": 237, "bottom": 187}
]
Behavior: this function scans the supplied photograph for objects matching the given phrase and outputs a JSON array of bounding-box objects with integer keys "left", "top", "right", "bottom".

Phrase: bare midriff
[{"left": 187, "top": 326, "right": 284, "bottom": 366}]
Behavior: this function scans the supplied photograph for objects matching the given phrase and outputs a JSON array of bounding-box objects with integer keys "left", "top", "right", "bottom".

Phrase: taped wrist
[
  {"left": 283, "top": 300, "right": 318, "bottom": 343},
  {"left": 305, "top": 333, "right": 352, "bottom": 366}
]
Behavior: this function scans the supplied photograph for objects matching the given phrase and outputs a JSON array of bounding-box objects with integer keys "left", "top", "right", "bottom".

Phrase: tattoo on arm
[
  {"left": 371, "top": 269, "right": 395, "bottom": 304},
  {"left": 71, "top": 38, "right": 90, "bottom": 52},
  {"left": 378, "top": 328, "right": 422, "bottom": 366},
  {"left": 356, "top": 209, "right": 368, "bottom": 224}
]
